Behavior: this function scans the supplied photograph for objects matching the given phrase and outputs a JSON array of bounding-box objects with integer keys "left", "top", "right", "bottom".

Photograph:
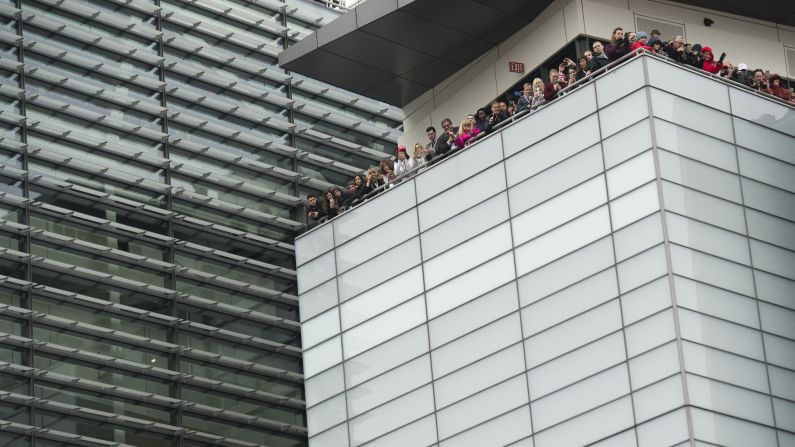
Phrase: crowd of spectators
[{"left": 305, "top": 25, "right": 794, "bottom": 224}]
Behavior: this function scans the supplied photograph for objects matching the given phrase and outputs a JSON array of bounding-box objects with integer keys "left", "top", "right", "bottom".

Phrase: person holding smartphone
[{"left": 530, "top": 78, "right": 546, "bottom": 111}]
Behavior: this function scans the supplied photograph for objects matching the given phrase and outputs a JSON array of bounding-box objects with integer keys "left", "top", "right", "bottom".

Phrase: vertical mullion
[
  {"left": 154, "top": 1, "right": 181, "bottom": 441},
  {"left": 15, "top": 0, "right": 36, "bottom": 438}
]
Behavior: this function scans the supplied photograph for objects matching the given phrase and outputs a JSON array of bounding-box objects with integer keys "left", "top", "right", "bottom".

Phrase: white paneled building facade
[{"left": 296, "top": 54, "right": 795, "bottom": 447}]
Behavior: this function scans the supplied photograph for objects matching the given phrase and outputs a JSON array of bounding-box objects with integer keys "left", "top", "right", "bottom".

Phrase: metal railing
[
  {"left": 300, "top": 48, "right": 794, "bottom": 235},
  {"left": 307, "top": 0, "right": 368, "bottom": 11}
]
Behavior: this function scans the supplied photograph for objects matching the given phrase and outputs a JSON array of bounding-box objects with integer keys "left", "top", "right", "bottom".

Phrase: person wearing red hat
[
  {"left": 394, "top": 145, "right": 415, "bottom": 177},
  {"left": 701, "top": 47, "right": 725, "bottom": 74}
]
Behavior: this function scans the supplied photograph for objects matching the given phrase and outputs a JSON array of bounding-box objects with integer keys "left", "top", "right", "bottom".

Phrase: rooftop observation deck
[
  {"left": 295, "top": 49, "right": 795, "bottom": 251},
  {"left": 279, "top": 0, "right": 795, "bottom": 107},
  {"left": 293, "top": 51, "right": 795, "bottom": 447}
]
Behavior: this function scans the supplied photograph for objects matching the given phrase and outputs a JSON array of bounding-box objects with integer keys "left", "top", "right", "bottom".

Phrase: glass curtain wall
[{"left": 0, "top": 0, "right": 402, "bottom": 446}]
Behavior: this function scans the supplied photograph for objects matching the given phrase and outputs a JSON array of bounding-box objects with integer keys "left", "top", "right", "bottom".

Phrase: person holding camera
[
  {"left": 530, "top": 78, "right": 547, "bottom": 111},
  {"left": 543, "top": 69, "right": 568, "bottom": 102},
  {"left": 700, "top": 47, "right": 725, "bottom": 74},
  {"left": 558, "top": 57, "right": 577, "bottom": 79},
  {"left": 747, "top": 69, "right": 769, "bottom": 92},
  {"left": 686, "top": 44, "right": 704, "bottom": 69},
  {"left": 305, "top": 194, "right": 325, "bottom": 222},
  {"left": 484, "top": 101, "right": 509, "bottom": 134},
  {"left": 606, "top": 27, "right": 631, "bottom": 61},
  {"left": 434, "top": 118, "right": 457, "bottom": 156},
  {"left": 663, "top": 36, "right": 689, "bottom": 64}
]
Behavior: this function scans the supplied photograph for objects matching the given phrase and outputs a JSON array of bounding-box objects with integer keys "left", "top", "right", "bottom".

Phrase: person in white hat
[{"left": 733, "top": 63, "right": 749, "bottom": 85}]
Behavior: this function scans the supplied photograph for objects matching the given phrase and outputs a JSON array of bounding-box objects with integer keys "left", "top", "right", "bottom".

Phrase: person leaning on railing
[
  {"left": 543, "top": 69, "right": 567, "bottom": 102},
  {"left": 516, "top": 82, "right": 533, "bottom": 113},
  {"left": 453, "top": 119, "right": 481, "bottom": 149},
  {"left": 589, "top": 41, "right": 610, "bottom": 72},
  {"left": 394, "top": 146, "right": 415, "bottom": 177},
  {"left": 606, "top": 27, "right": 631, "bottom": 61},
  {"left": 662, "top": 35, "right": 689, "bottom": 64},
  {"left": 305, "top": 34, "right": 795, "bottom": 227},
  {"left": 306, "top": 193, "right": 324, "bottom": 222},
  {"left": 768, "top": 74, "right": 793, "bottom": 102},
  {"left": 484, "top": 101, "right": 509, "bottom": 134}
]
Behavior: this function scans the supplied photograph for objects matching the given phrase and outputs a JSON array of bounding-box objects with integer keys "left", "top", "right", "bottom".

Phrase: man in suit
[
  {"left": 516, "top": 82, "right": 533, "bottom": 113},
  {"left": 434, "top": 118, "right": 457, "bottom": 156}
]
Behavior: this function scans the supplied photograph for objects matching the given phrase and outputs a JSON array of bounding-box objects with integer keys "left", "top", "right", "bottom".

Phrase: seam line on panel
[
  {"left": 332, "top": 246, "right": 505, "bottom": 324},
  {"left": 685, "top": 404, "right": 787, "bottom": 433},
  {"left": 201, "top": 288, "right": 678, "bottom": 398},
  {"left": 654, "top": 113, "right": 795, "bottom": 171},
  {"left": 413, "top": 177, "right": 441, "bottom": 447},
  {"left": 681, "top": 338, "right": 793, "bottom": 374},
  {"left": 317, "top": 331, "right": 680, "bottom": 419},
  {"left": 655, "top": 143, "right": 795, "bottom": 198},
  {"left": 663, "top": 207, "right": 795, "bottom": 254},
  {"left": 334, "top": 211, "right": 419, "bottom": 275},
  {"left": 593, "top": 77, "right": 640, "bottom": 443},
  {"left": 396, "top": 151, "right": 505, "bottom": 207},
  {"left": 666, "top": 240, "right": 795, "bottom": 290},
  {"left": 731, "top": 112, "right": 795, "bottom": 141},
  {"left": 328, "top": 221, "right": 352, "bottom": 447},
  {"left": 499, "top": 128, "right": 535, "bottom": 438},
  {"left": 642, "top": 55, "right": 696, "bottom": 447},
  {"left": 659, "top": 177, "right": 795, "bottom": 228},
  {"left": 685, "top": 370, "right": 788, "bottom": 401},
  {"left": 727, "top": 90, "right": 781, "bottom": 447},
  {"left": 499, "top": 86, "right": 643, "bottom": 165}
]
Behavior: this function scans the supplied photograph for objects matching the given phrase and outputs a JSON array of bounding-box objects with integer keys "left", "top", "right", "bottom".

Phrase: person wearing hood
[{"left": 701, "top": 47, "right": 725, "bottom": 74}]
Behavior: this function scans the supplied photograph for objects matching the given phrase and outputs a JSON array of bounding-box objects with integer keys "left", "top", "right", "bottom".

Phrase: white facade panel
[{"left": 297, "top": 54, "right": 795, "bottom": 447}]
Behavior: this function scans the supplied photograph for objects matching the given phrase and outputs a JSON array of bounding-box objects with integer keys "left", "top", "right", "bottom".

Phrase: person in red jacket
[
  {"left": 701, "top": 47, "right": 725, "bottom": 74},
  {"left": 768, "top": 74, "right": 793, "bottom": 101},
  {"left": 630, "top": 32, "right": 653, "bottom": 52}
]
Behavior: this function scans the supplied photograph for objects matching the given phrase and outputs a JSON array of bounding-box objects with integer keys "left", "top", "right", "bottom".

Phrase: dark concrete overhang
[
  {"left": 279, "top": 0, "right": 555, "bottom": 107},
  {"left": 670, "top": 0, "right": 795, "bottom": 27},
  {"left": 279, "top": 0, "right": 795, "bottom": 108}
]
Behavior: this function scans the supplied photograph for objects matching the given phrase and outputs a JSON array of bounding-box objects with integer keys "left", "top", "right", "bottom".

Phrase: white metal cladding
[{"left": 296, "top": 54, "right": 795, "bottom": 447}]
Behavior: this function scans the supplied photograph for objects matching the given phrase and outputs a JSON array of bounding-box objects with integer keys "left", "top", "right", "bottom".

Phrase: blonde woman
[
  {"left": 453, "top": 118, "right": 481, "bottom": 149},
  {"left": 413, "top": 142, "right": 432, "bottom": 166},
  {"left": 530, "top": 78, "right": 546, "bottom": 111}
]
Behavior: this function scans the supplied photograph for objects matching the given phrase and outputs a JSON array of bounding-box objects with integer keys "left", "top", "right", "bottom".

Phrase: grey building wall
[
  {"left": 295, "top": 55, "right": 795, "bottom": 447},
  {"left": 0, "top": 0, "right": 402, "bottom": 446}
]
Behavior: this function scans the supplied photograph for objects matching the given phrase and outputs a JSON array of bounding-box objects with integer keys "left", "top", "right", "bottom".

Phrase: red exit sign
[{"left": 508, "top": 61, "right": 525, "bottom": 73}]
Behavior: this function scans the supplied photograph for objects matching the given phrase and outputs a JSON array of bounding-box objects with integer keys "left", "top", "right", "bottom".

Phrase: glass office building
[
  {"left": 0, "top": 0, "right": 401, "bottom": 446},
  {"left": 296, "top": 55, "right": 795, "bottom": 447}
]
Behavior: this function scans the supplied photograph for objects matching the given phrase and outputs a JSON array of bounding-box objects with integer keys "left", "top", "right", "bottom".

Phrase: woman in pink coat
[{"left": 453, "top": 119, "right": 481, "bottom": 149}]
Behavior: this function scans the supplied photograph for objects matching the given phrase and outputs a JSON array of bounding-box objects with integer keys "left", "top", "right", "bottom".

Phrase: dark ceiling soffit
[
  {"left": 279, "top": 0, "right": 795, "bottom": 107},
  {"left": 278, "top": 0, "right": 555, "bottom": 107}
]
